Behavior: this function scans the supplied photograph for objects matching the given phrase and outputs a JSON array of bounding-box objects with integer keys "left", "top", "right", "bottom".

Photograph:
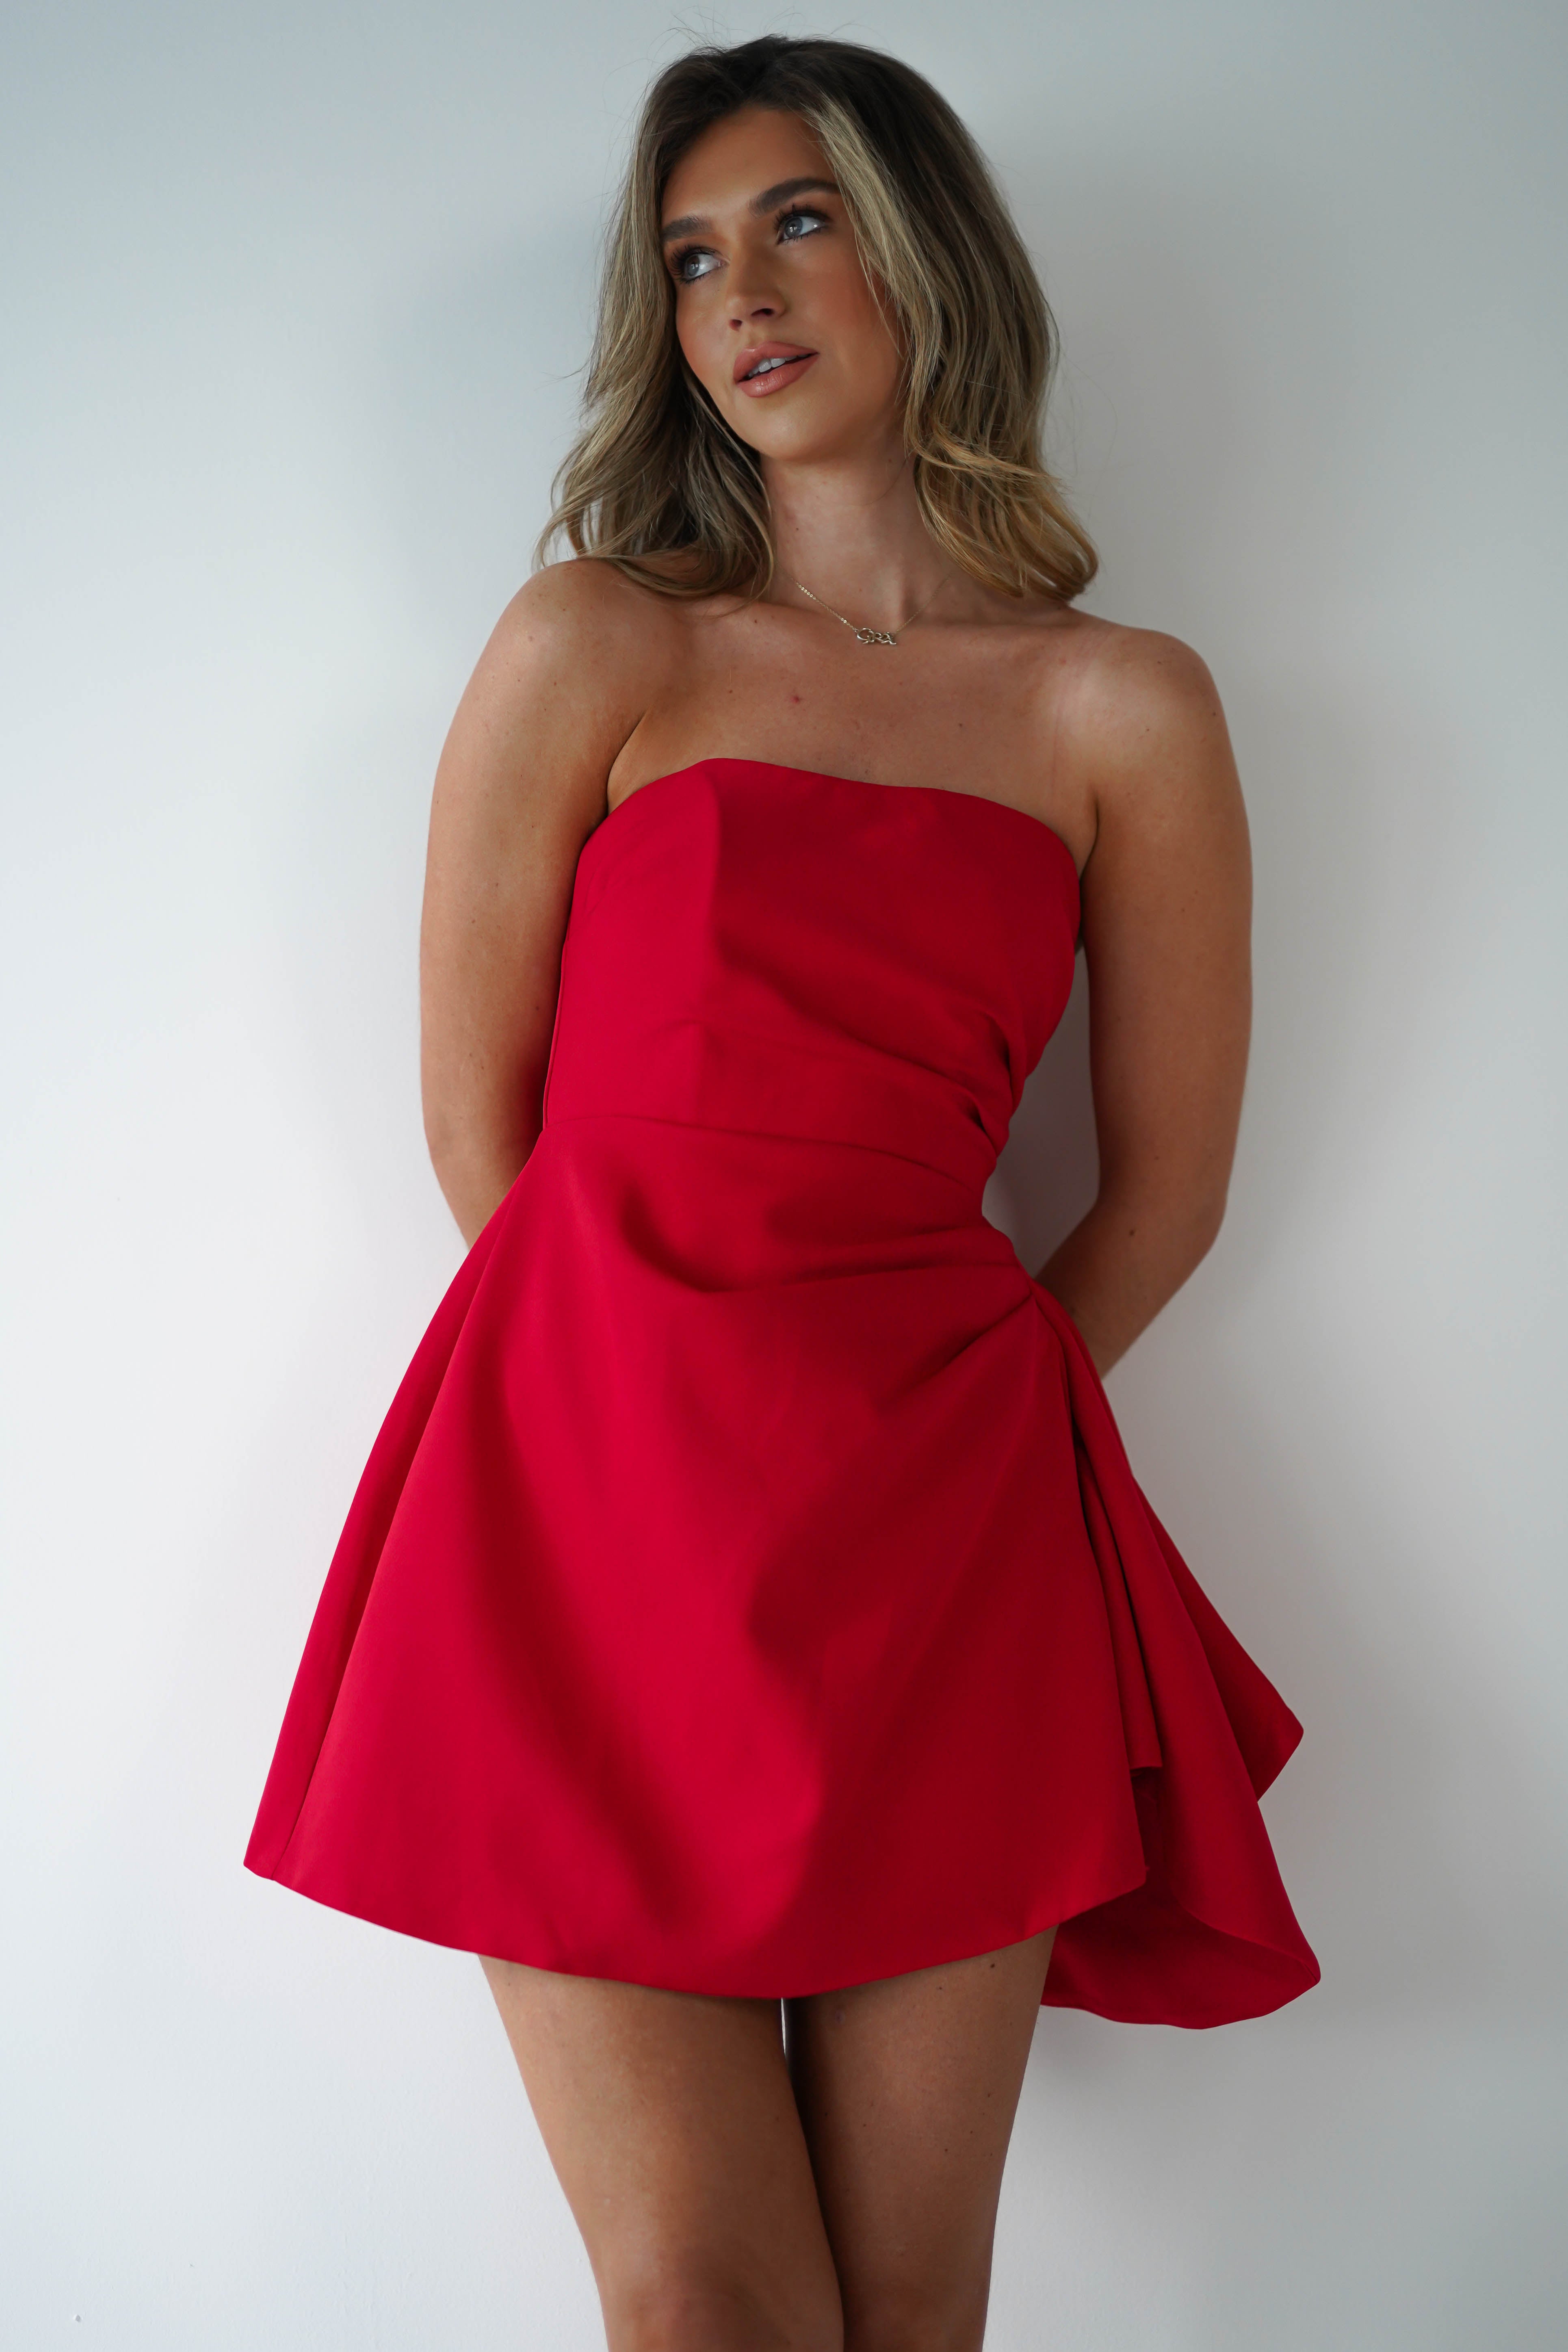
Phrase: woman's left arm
[{"left": 1036, "top": 628, "right": 1252, "bottom": 1376}]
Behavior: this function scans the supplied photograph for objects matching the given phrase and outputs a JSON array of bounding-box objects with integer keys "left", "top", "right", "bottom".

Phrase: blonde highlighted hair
[{"left": 540, "top": 34, "right": 1096, "bottom": 603}]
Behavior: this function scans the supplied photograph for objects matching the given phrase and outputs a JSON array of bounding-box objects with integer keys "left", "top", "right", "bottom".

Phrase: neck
[{"left": 762, "top": 440, "right": 949, "bottom": 629}]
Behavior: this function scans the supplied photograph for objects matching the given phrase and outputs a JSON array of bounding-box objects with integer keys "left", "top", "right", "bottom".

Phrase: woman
[{"left": 247, "top": 33, "right": 1317, "bottom": 2351}]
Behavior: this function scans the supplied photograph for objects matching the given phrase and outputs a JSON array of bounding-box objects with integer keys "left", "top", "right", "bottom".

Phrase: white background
[{"left": 3, "top": 2, "right": 1565, "bottom": 2344}]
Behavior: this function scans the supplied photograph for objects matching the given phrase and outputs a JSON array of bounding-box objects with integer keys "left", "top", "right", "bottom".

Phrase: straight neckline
[{"left": 598, "top": 759, "right": 1083, "bottom": 887}]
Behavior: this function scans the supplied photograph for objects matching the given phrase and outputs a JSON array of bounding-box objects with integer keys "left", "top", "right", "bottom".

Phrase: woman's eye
[{"left": 668, "top": 208, "right": 826, "bottom": 284}]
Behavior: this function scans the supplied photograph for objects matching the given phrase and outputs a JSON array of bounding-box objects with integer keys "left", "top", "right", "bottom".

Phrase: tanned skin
[{"left": 422, "top": 104, "right": 1250, "bottom": 2352}]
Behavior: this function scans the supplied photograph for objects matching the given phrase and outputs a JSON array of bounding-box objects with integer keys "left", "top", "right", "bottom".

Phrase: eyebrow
[{"left": 659, "top": 176, "right": 840, "bottom": 245}]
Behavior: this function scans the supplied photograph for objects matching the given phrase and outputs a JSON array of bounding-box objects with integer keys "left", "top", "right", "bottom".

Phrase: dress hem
[{"left": 243, "top": 1847, "right": 1318, "bottom": 2026}]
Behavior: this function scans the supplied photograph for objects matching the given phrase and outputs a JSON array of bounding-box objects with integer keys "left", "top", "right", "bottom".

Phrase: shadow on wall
[
  {"left": 985, "top": 143, "right": 1568, "bottom": 2038},
  {"left": 985, "top": 953, "right": 1099, "bottom": 1279}
]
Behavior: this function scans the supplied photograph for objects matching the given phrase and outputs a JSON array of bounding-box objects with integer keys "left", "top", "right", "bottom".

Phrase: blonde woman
[{"left": 248, "top": 34, "right": 1317, "bottom": 2350}]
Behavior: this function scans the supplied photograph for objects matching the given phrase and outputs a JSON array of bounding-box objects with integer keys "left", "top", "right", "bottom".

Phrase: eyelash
[{"left": 671, "top": 206, "right": 829, "bottom": 285}]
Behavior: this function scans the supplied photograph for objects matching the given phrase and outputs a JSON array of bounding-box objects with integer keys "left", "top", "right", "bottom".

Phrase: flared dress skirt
[{"left": 245, "top": 758, "right": 1320, "bottom": 2025}]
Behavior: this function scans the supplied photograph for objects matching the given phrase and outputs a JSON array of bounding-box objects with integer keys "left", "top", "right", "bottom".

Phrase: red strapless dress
[{"left": 246, "top": 758, "right": 1318, "bottom": 2025}]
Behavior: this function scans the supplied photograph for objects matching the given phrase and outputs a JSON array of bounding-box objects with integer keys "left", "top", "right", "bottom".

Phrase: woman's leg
[
  {"left": 481, "top": 1955, "right": 844, "bottom": 2352},
  {"left": 783, "top": 1929, "right": 1056, "bottom": 2352}
]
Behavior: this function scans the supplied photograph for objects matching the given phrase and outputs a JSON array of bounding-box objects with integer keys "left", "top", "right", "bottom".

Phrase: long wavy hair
[{"left": 539, "top": 34, "right": 1096, "bottom": 604}]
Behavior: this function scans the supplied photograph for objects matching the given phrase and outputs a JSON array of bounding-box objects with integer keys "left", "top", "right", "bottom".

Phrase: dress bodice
[{"left": 542, "top": 758, "right": 1081, "bottom": 1198}]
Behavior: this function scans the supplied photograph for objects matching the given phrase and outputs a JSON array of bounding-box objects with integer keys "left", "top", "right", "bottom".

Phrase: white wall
[{"left": 3, "top": 2, "right": 1565, "bottom": 2343}]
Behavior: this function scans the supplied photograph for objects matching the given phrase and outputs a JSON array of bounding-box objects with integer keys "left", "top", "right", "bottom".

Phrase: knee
[{"left": 604, "top": 2255, "right": 843, "bottom": 2352}]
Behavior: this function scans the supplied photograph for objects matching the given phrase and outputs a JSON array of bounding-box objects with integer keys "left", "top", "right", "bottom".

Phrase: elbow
[
  {"left": 422, "top": 1096, "right": 467, "bottom": 1178},
  {"left": 423, "top": 1116, "right": 476, "bottom": 1237},
  {"left": 1186, "top": 1180, "right": 1230, "bottom": 1269},
  {"left": 421, "top": 1098, "right": 469, "bottom": 1198},
  {"left": 422, "top": 1095, "right": 539, "bottom": 1242},
  {"left": 1096, "top": 1169, "right": 1231, "bottom": 1291},
  {"left": 422, "top": 1074, "right": 534, "bottom": 1183},
  {"left": 1164, "top": 1170, "right": 1231, "bottom": 1288}
]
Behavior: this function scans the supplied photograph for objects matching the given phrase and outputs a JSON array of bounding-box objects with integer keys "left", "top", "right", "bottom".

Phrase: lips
[{"left": 733, "top": 342, "right": 819, "bottom": 396}]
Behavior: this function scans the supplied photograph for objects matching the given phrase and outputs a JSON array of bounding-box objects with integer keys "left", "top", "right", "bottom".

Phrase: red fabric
[{"left": 246, "top": 759, "right": 1319, "bottom": 2024}]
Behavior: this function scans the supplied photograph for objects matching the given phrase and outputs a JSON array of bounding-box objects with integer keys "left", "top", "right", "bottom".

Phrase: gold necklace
[{"left": 787, "top": 571, "right": 949, "bottom": 647}]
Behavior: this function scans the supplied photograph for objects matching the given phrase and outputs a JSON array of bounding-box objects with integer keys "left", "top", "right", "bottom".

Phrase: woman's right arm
[{"left": 419, "top": 562, "right": 661, "bottom": 1246}]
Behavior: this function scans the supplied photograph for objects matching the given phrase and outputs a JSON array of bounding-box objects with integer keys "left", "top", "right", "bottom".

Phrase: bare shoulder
[
  {"left": 1046, "top": 615, "right": 1243, "bottom": 858},
  {"left": 1055, "top": 615, "right": 1229, "bottom": 760},
  {"left": 435, "top": 558, "right": 690, "bottom": 832},
  {"left": 479, "top": 556, "right": 685, "bottom": 701}
]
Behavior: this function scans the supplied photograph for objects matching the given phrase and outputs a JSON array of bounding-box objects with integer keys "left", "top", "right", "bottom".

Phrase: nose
[{"left": 727, "top": 252, "right": 784, "bottom": 329}]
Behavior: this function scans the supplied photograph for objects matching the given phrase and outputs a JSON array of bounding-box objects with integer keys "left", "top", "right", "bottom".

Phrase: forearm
[{"left": 1034, "top": 1186, "right": 1226, "bottom": 1378}]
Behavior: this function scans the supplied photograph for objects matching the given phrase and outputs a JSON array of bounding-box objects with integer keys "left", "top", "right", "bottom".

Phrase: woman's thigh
[
  {"left": 782, "top": 1929, "right": 1056, "bottom": 2352},
  {"left": 481, "top": 1954, "right": 842, "bottom": 2351}
]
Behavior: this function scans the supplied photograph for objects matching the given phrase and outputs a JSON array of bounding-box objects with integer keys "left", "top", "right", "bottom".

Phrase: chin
[{"left": 726, "top": 401, "right": 887, "bottom": 469}]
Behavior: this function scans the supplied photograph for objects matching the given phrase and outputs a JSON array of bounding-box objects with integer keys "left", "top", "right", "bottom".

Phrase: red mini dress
[{"left": 246, "top": 758, "right": 1319, "bottom": 2026}]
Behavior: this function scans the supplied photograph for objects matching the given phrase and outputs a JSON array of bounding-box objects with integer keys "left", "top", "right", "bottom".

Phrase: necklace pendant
[{"left": 854, "top": 626, "right": 898, "bottom": 648}]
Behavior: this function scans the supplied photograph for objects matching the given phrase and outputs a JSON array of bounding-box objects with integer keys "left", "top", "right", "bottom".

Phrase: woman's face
[{"left": 660, "top": 106, "right": 904, "bottom": 468}]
